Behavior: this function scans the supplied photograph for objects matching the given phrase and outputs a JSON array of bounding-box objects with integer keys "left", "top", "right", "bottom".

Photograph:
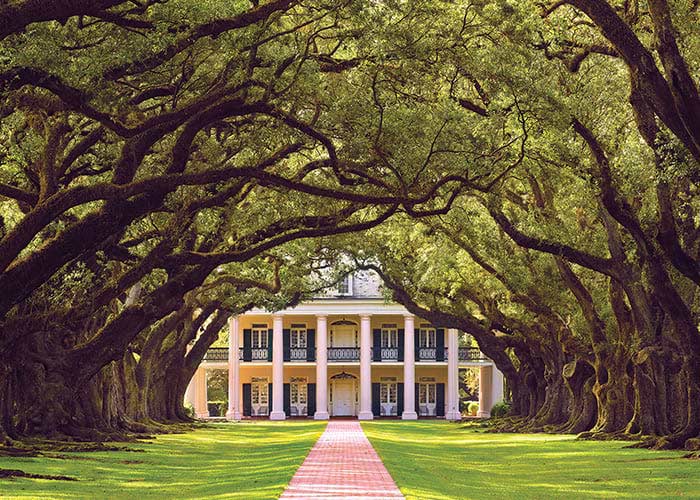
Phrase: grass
[
  {"left": 362, "top": 420, "right": 700, "bottom": 499},
  {"left": 0, "top": 421, "right": 325, "bottom": 499}
]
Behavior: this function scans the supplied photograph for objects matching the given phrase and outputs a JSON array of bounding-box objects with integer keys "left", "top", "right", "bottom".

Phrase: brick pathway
[{"left": 280, "top": 421, "right": 404, "bottom": 499}]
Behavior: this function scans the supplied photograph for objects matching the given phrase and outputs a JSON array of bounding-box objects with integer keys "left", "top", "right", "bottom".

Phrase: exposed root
[{"left": 0, "top": 468, "right": 77, "bottom": 481}]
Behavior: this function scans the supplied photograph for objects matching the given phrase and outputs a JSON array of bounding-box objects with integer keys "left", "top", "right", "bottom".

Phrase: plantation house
[{"left": 186, "top": 271, "right": 504, "bottom": 420}]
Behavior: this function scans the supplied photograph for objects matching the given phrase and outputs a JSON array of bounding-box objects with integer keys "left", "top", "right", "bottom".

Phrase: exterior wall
[
  {"left": 191, "top": 295, "right": 500, "bottom": 421},
  {"left": 351, "top": 270, "right": 383, "bottom": 298}
]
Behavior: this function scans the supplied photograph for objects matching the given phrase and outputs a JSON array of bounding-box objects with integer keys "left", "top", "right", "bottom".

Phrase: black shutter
[
  {"left": 373, "top": 329, "right": 382, "bottom": 362},
  {"left": 307, "top": 383, "right": 316, "bottom": 417},
  {"left": 268, "top": 383, "right": 273, "bottom": 413},
  {"left": 372, "top": 383, "right": 381, "bottom": 417},
  {"left": 436, "top": 328, "right": 445, "bottom": 362},
  {"left": 283, "top": 329, "right": 291, "bottom": 362},
  {"left": 243, "top": 383, "right": 252, "bottom": 416},
  {"left": 243, "top": 329, "right": 252, "bottom": 361},
  {"left": 415, "top": 383, "right": 420, "bottom": 417},
  {"left": 398, "top": 382, "right": 404, "bottom": 416},
  {"left": 267, "top": 329, "right": 273, "bottom": 361},
  {"left": 414, "top": 328, "right": 420, "bottom": 361},
  {"left": 436, "top": 383, "right": 445, "bottom": 416},
  {"left": 307, "top": 329, "right": 316, "bottom": 362},
  {"left": 398, "top": 329, "right": 404, "bottom": 362},
  {"left": 284, "top": 383, "right": 291, "bottom": 416}
]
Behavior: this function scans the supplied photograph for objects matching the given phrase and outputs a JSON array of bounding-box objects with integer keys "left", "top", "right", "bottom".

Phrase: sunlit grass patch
[
  {"left": 362, "top": 420, "right": 700, "bottom": 500},
  {"left": 0, "top": 421, "right": 325, "bottom": 499}
]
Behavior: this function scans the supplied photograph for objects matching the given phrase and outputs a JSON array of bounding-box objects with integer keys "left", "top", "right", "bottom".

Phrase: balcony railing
[
  {"left": 204, "top": 346, "right": 489, "bottom": 363},
  {"left": 380, "top": 348, "right": 399, "bottom": 361},
  {"left": 290, "top": 348, "right": 307, "bottom": 361},
  {"left": 459, "top": 347, "right": 486, "bottom": 361},
  {"left": 328, "top": 347, "right": 360, "bottom": 361},
  {"left": 203, "top": 347, "right": 228, "bottom": 361}
]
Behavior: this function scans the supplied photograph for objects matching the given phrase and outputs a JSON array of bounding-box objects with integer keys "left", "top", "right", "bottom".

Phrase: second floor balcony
[{"left": 203, "top": 346, "right": 488, "bottom": 363}]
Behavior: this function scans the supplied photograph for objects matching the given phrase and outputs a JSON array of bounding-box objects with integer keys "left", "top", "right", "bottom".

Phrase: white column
[
  {"left": 226, "top": 316, "right": 241, "bottom": 421},
  {"left": 358, "top": 314, "right": 374, "bottom": 420},
  {"left": 478, "top": 365, "right": 493, "bottom": 418},
  {"left": 446, "top": 328, "right": 461, "bottom": 420},
  {"left": 270, "top": 314, "right": 286, "bottom": 420},
  {"left": 402, "top": 315, "right": 418, "bottom": 420},
  {"left": 194, "top": 367, "right": 209, "bottom": 419},
  {"left": 314, "top": 315, "right": 330, "bottom": 419},
  {"left": 491, "top": 365, "right": 504, "bottom": 406},
  {"left": 184, "top": 343, "right": 196, "bottom": 408}
]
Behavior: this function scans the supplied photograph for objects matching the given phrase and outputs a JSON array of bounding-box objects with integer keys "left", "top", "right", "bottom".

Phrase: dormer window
[{"left": 337, "top": 274, "right": 353, "bottom": 296}]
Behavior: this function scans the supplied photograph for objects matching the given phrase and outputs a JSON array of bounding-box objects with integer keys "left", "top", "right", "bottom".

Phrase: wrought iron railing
[
  {"left": 380, "top": 348, "right": 399, "bottom": 360},
  {"left": 328, "top": 347, "right": 360, "bottom": 361},
  {"left": 204, "top": 345, "right": 489, "bottom": 363},
  {"left": 459, "top": 347, "right": 486, "bottom": 361},
  {"left": 203, "top": 347, "right": 228, "bottom": 361},
  {"left": 251, "top": 348, "right": 268, "bottom": 360},
  {"left": 418, "top": 347, "right": 437, "bottom": 360},
  {"left": 290, "top": 348, "right": 307, "bottom": 361}
]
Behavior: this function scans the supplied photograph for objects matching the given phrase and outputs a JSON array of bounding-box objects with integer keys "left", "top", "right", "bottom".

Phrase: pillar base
[
  {"left": 225, "top": 410, "right": 242, "bottom": 421},
  {"left": 195, "top": 411, "right": 210, "bottom": 419},
  {"left": 358, "top": 411, "right": 374, "bottom": 420},
  {"left": 314, "top": 411, "right": 330, "bottom": 420},
  {"left": 446, "top": 411, "right": 462, "bottom": 421},
  {"left": 476, "top": 410, "right": 491, "bottom": 418},
  {"left": 269, "top": 411, "right": 287, "bottom": 421},
  {"left": 401, "top": 411, "right": 418, "bottom": 420}
]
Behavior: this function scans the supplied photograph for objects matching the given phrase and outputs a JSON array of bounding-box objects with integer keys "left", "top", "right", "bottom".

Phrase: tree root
[{"left": 0, "top": 468, "right": 77, "bottom": 481}]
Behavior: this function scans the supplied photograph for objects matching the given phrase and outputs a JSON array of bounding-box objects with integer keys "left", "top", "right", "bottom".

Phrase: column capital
[
  {"left": 359, "top": 314, "right": 372, "bottom": 320},
  {"left": 404, "top": 314, "right": 415, "bottom": 320},
  {"left": 315, "top": 314, "right": 328, "bottom": 320},
  {"left": 272, "top": 313, "right": 284, "bottom": 320}
]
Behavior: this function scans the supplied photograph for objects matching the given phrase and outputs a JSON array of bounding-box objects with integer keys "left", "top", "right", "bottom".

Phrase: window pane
[
  {"left": 380, "top": 384, "right": 388, "bottom": 402},
  {"left": 299, "top": 385, "right": 306, "bottom": 404},
  {"left": 428, "top": 384, "right": 435, "bottom": 403},
  {"left": 419, "top": 384, "right": 427, "bottom": 404}
]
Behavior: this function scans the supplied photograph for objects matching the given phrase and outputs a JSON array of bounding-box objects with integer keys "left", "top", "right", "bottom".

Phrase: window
[
  {"left": 252, "top": 324, "right": 268, "bottom": 349},
  {"left": 251, "top": 378, "right": 268, "bottom": 406},
  {"left": 290, "top": 323, "right": 307, "bottom": 348},
  {"left": 380, "top": 380, "right": 398, "bottom": 404},
  {"left": 381, "top": 324, "right": 398, "bottom": 348},
  {"left": 337, "top": 274, "right": 352, "bottom": 295},
  {"left": 419, "top": 383, "right": 436, "bottom": 404},
  {"left": 419, "top": 325, "right": 436, "bottom": 348},
  {"left": 291, "top": 377, "right": 307, "bottom": 405}
]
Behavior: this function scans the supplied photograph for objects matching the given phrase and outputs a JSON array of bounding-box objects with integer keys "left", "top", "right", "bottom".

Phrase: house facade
[{"left": 186, "top": 271, "right": 504, "bottom": 420}]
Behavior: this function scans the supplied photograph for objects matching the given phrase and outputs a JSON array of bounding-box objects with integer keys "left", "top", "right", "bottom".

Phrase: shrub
[
  {"left": 467, "top": 401, "right": 479, "bottom": 416},
  {"left": 490, "top": 401, "right": 511, "bottom": 418},
  {"left": 184, "top": 402, "right": 195, "bottom": 419}
]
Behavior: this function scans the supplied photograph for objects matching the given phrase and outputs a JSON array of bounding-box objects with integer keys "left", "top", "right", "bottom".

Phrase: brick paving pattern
[{"left": 280, "top": 420, "right": 405, "bottom": 499}]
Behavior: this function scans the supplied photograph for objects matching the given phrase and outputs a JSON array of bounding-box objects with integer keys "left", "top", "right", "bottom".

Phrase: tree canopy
[{"left": 1, "top": 0, "right": 699, "bottom": 453}]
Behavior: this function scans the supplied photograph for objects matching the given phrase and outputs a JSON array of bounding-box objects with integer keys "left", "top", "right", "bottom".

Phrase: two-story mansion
[{"left": 185, "top": 271, "right": 504, "bottom": 420}]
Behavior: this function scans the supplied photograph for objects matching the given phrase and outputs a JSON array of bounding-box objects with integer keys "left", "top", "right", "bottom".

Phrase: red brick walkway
[{"left": 280, "top": 421, "right": 404, "bottom": 499}]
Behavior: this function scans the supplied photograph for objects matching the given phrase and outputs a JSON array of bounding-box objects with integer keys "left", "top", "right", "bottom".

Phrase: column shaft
[
  {"left": 194, "top": 367, "right": 209, "bottom": 418},
  {"left": 446, "top": 328, "right": 461, "bottom": 420},
  {"left": 402, "top": 315, "right": 418, "bottom": 419},
  {"left": 478, "top": 365, "right": 493, "bottom": 418},
  {"left": 226, "top": 316, "right": 241, "bottom": 421},
  {"left": 270, "top": 315, "right": 286, "bottom": 420},
  {"left": 314, "top": 315, "right": 329, "bottom": 419},
  {"left": 358, "top": 315, "right": 373, "bottom": 420}
]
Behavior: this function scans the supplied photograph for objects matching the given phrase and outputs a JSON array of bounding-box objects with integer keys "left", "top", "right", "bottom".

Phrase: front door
[{"left": 332, "top": 379, "right": 354, "bottom": 416}]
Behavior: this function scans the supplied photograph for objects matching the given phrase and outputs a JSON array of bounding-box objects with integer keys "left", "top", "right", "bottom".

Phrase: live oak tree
[
  {"left": 0, "top": 0, "right": 473, "bottom": 444},
  {"left": 1, "top": 0, "right": 700, "bottom": 455}
]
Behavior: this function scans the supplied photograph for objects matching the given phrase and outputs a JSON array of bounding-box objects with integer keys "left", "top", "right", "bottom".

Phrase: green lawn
[
  {"left": 362, "top": 421, "right": 700, "bottom": 500},
  {"left": 0, "top": 421, "right": 325, "bottom": 499}
]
